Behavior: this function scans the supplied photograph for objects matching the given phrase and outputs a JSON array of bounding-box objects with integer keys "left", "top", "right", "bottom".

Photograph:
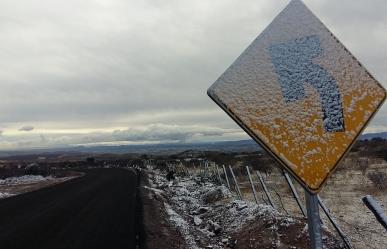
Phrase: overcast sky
[{"left": 0, "top": 0, "right": 386, "bottom": 150}]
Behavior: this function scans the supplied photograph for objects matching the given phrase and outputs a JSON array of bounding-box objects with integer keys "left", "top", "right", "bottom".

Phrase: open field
[
  {"left": 0, "top": 138, "right": 385, "bottom": 248},
  {"left": 236, "top": 161, "right": 387, "bottom": 249}
]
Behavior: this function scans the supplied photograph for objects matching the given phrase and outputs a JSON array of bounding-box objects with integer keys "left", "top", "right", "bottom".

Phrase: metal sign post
[
  {"left": 305, "top": 191, "right": 323, "bottom": 249},
  {"left": 246, "top": 166, "right": 259, "bottom": 204}
]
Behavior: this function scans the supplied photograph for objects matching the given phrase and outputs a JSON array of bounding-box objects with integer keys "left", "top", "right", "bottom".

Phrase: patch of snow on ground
[
  {"left": 0, "top": 192, "right": 14, "bottom": 199},
  {"left": 0, "top": 175, "right": 51, "bottom": 185},
  {"left": 148, "top": 169, "right": 293, "bottom": 249}
]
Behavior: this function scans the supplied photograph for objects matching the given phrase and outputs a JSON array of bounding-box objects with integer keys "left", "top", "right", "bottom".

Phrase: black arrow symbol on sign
[{"left": 269, "top": 35, "right": 345, "bottom": 132}]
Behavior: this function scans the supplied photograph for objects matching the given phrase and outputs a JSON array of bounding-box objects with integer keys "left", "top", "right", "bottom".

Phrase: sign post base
[{"left": 305, "top": 191, "right": 323, "bottom": 249}]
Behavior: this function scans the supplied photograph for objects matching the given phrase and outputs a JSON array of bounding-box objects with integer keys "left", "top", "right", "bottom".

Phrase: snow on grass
[
  {"left": 143, "top": 185, "right": 165, "bottom": 195},
  {"left": 0, "top": 175, "right": 51, "bottom": 185},
  {"left": 148, "top": 168, "right": 300, "bottom": 249},
  {"left": 223, "top": 200, "right": 279, "bottom": 232},
  {"left": 0, "top": 192, "right": 14, "bottom": 199}
]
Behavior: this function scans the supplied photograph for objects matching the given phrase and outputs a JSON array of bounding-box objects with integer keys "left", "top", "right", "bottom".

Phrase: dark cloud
[
  {"left": 18, "top": 126, "right": 34, "bottom": 132},
  {"left": 111, "top": 124, "right": 233, "bottom": 142}
]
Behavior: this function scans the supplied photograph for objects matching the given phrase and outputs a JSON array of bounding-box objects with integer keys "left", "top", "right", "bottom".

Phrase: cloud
[
  {"left": 0, "top": 123, "right": 245, "bottom": 150},
  {"left": 0, "top": 0, "right": 385, "bottom": 149},
  {"left": 111, "top": 124, "right": 237, "bottom": 143},
  {"left": 18, "top": 125, "right": 34, "bottom": 132}
]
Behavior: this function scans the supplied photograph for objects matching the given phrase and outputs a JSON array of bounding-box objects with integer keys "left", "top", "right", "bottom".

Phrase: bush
[
  {"left": 367, "top": 171, "right": 387, "bottom": 190},
  {"left": 356, "top": 158, "right": 369, "bottom": 175}
]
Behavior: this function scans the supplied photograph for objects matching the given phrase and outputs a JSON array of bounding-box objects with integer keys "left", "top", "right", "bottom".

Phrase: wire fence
[{"left": 155, "top": 159, "right": 387, "bottom": 249}]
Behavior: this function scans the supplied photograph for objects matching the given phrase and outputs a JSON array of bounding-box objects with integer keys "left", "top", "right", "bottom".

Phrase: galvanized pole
[
  {"left": 229, "top": 165, "right": 242, "bottom": 200},
  {"left": 256, "top": 171, "right": 275, "bottom": 208},
  {"left": 362, "top": 195, "right": 387, "bottom": 231},
  {"left": 318, "top": 196, "right": 353, "bottom": 249},
  {"left": 305, "top": 191, "right": 323, "bottom": 249},
  {"left": 216, "top": 165, "right": 222, "bottom": 184},
  {"left": 222, "top": 165, "right": 231, "bottom": 190},
  {"left": 283, "top": 170, "right": 307, "bottom": 217},
  {"left": 246, "top": 166, "right": 258, "bottom": 204}
]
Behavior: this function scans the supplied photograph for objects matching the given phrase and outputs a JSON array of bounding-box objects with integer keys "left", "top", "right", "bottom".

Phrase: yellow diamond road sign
[{"left": 208, "top": 0, "right": 386, "bottom": 192}]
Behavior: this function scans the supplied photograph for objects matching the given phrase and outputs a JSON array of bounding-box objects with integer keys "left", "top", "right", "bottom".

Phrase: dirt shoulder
[{"left": 140, "top": 170, "right": 187, "bottom": 249}]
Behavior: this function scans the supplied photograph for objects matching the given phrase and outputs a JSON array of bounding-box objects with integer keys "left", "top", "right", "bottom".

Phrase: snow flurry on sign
[{"left": 207, "top": 0, "right": 386, "bottom": 193}]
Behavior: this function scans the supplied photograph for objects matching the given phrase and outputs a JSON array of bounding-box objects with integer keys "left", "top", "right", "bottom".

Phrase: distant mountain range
[
  {"left": 360, "top": 132, "right": 387, "bottom": 140},
  {"left": 0, "top": 132, "right": 385, "bottom": 158},
  {"left": 0, "top": 140, "right": 262, "bottom": 158}
]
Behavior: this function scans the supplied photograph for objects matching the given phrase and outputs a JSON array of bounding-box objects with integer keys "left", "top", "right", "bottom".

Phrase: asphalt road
[{"left": 0, "top": 168, "right": 139, "bottom": 249}]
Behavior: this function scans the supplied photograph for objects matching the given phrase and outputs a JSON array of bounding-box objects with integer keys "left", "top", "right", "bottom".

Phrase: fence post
[
  {"left": 204, "top": 160, "right": 209, "bottom": 177},
  {"left": 222, "top": 165, "right": 231, "bottom": 190},
  {"left": 283, "top": 170, "right": 307, "bottom": 217},
  {"left": 216, "top": 165, "right": 222, "bottom": 184},
  {"left": 318, "top": 196, "right": 353, "bottom": 249},
  {"left": 246, "top": 166, "right": 258, "bottom": 204},
  {"left": 256, "top": 171, "right": 275, "bottom": 208},
  {"left": 229, "top": 165, "right": 242, "bottom": 200}
]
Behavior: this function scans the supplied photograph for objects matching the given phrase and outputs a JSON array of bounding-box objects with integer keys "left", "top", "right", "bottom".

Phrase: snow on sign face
[{"left": 207, "top": 0, "right": 386, "bottom": 192}]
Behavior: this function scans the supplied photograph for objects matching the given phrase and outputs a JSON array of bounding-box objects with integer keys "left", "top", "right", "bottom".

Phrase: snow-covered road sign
[{"left": 207, "top": 0, "right": 386, "bottom": 192}]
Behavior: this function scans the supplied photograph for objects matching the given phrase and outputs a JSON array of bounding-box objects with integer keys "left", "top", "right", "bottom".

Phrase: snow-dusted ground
[
  {"left": 0, "top": 175, "right": 52, "bottom": 185},
  {"left": 147, "top": 168, "right": 342, "bottom": 249},
  {"left": 0, "top": 192, "right": 14, "bottom": 199},
  {"left": 0, "top": 174, "right": 76, "bottom": 199},
  {"left": 148, "top": 170, "right": 268, "bottom": 248}
]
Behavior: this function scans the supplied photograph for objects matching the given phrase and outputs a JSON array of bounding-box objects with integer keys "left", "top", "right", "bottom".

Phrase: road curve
[{"left": 0, "top": 168, "right": 139, "bottom": 249}]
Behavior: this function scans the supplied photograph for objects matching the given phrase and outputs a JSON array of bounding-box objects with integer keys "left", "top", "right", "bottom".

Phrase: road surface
[{"left": 0, "top": 168, "right": 139, "bottom": 249}]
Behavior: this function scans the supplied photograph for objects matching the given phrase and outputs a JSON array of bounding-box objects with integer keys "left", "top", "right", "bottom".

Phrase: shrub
[{"left": 367, "top": 171, "right": 387, "bottom": 190}]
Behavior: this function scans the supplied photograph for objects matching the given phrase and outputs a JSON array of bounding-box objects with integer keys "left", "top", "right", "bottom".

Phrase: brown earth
[
  {"left": 140, "top": 171, "right": 187, "bottom": 249},
  {"left": 230, "top": 216, "right": 343, "bottom": 249}
]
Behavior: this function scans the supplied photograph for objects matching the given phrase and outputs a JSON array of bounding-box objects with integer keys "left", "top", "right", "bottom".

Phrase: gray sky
[{"left": 0, "top": 0, "right": 386, "bottom": 150}]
